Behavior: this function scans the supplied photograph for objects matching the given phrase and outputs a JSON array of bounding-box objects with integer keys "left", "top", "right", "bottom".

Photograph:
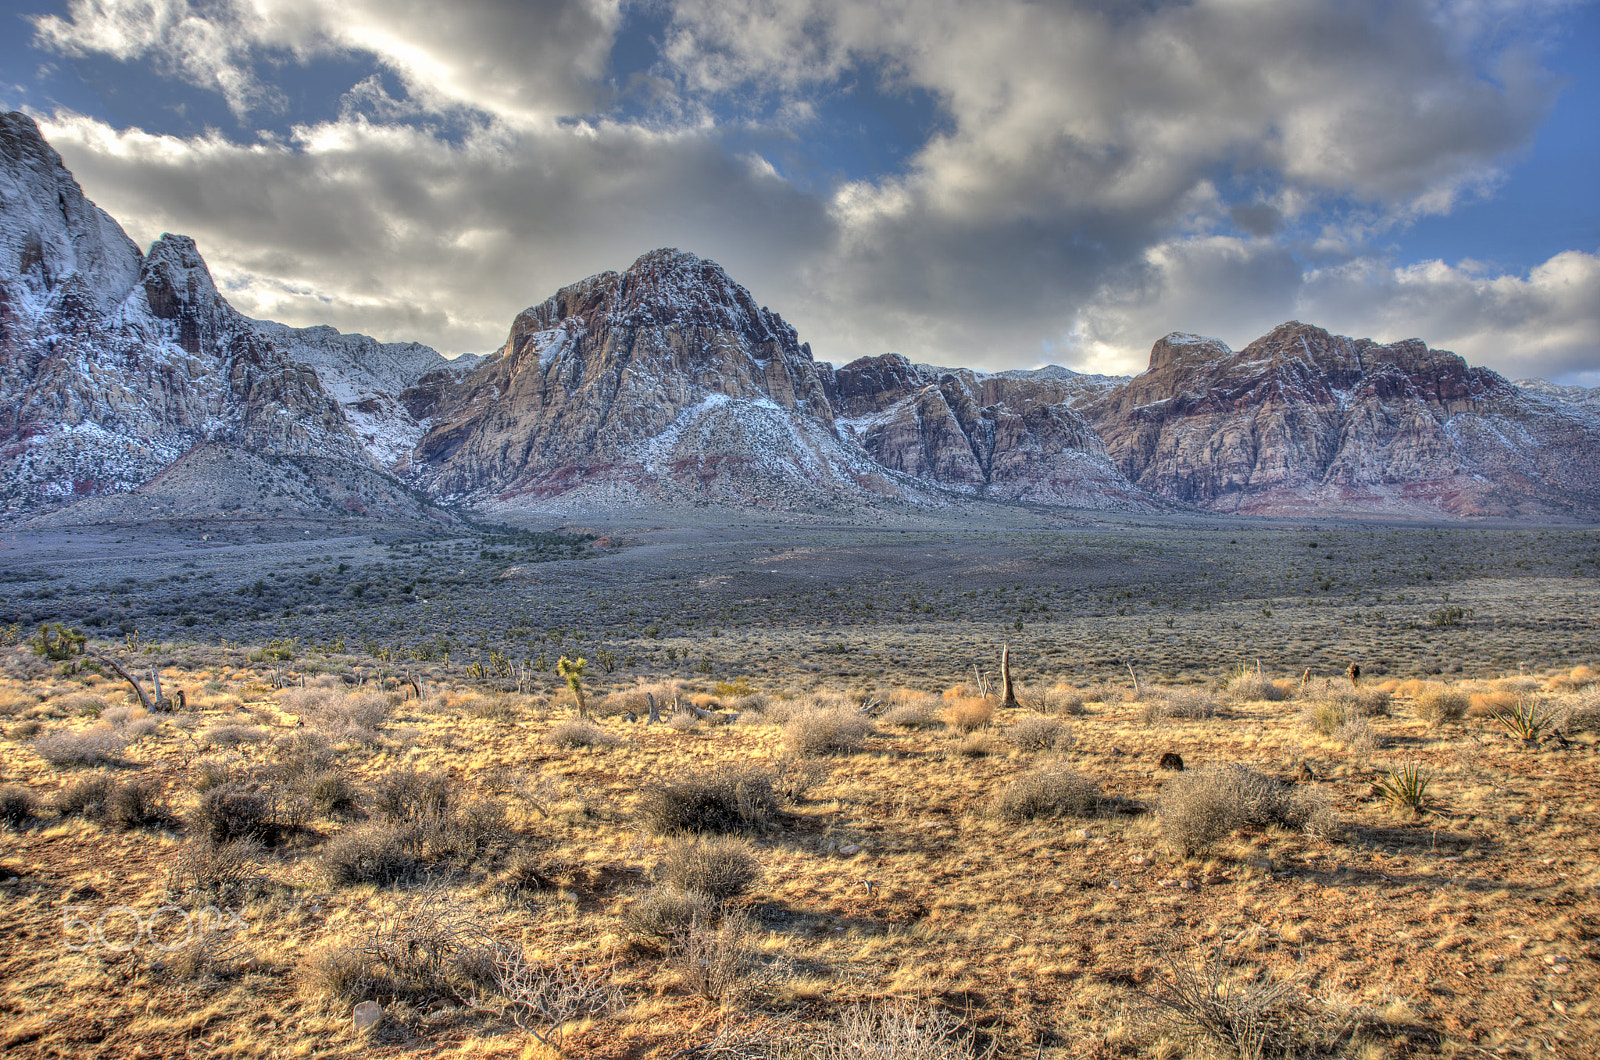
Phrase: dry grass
[
  {"left": 940, "top": 696, "right": 994, "bottom": 734},
  {"left": 1, "top": 651, "right": 1598, "bottom": 1059}
]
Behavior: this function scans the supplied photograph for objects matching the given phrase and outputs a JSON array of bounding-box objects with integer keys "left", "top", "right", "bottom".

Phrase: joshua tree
[
  {"left": 31, "top": 622, "right": 157, "bottom": 711},
  {"left": 557, "top": 656, "right": 589, "bottom": 720}
]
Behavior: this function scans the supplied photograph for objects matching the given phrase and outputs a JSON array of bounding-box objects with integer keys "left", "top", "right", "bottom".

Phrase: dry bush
[
  {"left": 1225, "top": 669, "right": 1288, "bottom": 703},
  {"left": 0, "top": 784, "right": 38, "bottom": 827},
  {"left": 306, "top": 770, "right": 362, "bottom": 818},
  {"left": 299, "top": 691, "right": 390, "bottom": 745},
  {"left": 622, "top": 885, "right": 720, "bottom": 945},
  {"left": 198, "top": 724, "right": 269, "bottom": 750},
  {"left": 372, "top": 768, "right": 453, "bottom": 821},
  {"left": 497, "top": 848, "right": 562, "bottom": 900},
  {"left": 8, "top": 719, "right": 43, "bottom": 740},
  {"left": 30, "top": 725, "right": 126, "bottom": 767},
  {"left": 165, "top": 838, "right": 265, "bottom": 900},
  {"left": 785, "top": 708, "right": 874, "bottom": 755},
  {"left": 659, "top": 835, "right": 762, "bottom": 899},
  {"left": 1467, "top": 689, "right": 1518, "bottom": 719},
  {"left": 0, "top": 690, "right": 40, "bottom": 716},
  {"left": 190, "top": 756, "right": 243, "bottom": 792},
  {"left": 1561, "top": 688, "right": 1600, "bottom": 732},
  {"left": 1006, "top": 715, "right": 1066, "bottom": 751},
  {"left": 294, "top": 941, "right": 371, "bottom": 1006},
  {"left": 637, "top": 766, "right": 779, "bottom": 834},
  {"left": 675, "top": 910, "right": 762, "bottom": 1003},
  {"left": 882, "top": 704, "right": 941, "bottom": 730},
  {"left": 55, "top": 691, "right": 107, "bottom": 717},
  {"left": 1547, "top": 664, "right": 1599, "bottom": 692},
  {"left": 1152, "top": 949, "right": 1346, "bottom": 1060},
  {"left": 320, "top": 823, "right": 422, "bottom": 886},
  {"left": 955, "top": 732, "right": 997, "bottom": 757},
  {"left": 155, "top": 922, "right": 249, "bottom": 985},
  {"left": 192, "top": 781, "right": 299, "bottom": 845},
  {"left": 813, "top": 1000, "right": 978, "bottom": 1060},
  {"left": 1412, "top": 687, "right": 1467, "bottom": 727},
  {"left": 465, "top": 943, "right": 620, "bottom": 1049},
  {"left": 271, "top": 731, "right": 336, "bottom": 780},
  {"left": 1040, "top": 682, "right": 1087, "bottom": 716},
  {"left": 1335, "top": 716, "right": 1381, "bottom": 753},
  {"left": 941, "top": 684, "right": 981, "bottom": 702},
  {"left": 55, "top": 774, "right": 172, "bottom": 829},
  {"left": 988, "top": 765, "right": 1099, "bottom": 822},
  {"left": 770, "top": 757, "right": 826, "bottom": 802},
  {"left": 941, "top": 697, "right": 993, "bottom": 734},
  {"left": 546, "top": 719, "right": 617, "bottom": 749},
  {"left": 1158, "top": 764, "right": 1333, "bottom": 855}
]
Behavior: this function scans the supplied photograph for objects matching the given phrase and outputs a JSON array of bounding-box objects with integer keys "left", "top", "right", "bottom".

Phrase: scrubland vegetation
[{"left": 1, "top": 632, "right": 1597, "bottom": 1059}]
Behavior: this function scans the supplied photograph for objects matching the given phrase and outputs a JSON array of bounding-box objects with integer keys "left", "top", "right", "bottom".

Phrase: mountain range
[{"left": 5, "top": 110, "right": 1599, "bottom": 524}]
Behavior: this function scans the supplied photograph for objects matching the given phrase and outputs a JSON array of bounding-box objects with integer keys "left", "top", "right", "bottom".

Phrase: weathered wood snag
[{"left": 1001, "top": 642, "right": 1019, "bottom": 708}]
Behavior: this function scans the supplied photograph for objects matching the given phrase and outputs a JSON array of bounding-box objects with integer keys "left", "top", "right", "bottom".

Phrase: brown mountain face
[
  {"left": 412, "top": 248, "right": 887, "bottom": 508},
  {"left": 822, "top": 354, "right": 1151, "bottom": 509},
  {"left": 1080, "top": 323, "right": 1600, "bottom": 518}
]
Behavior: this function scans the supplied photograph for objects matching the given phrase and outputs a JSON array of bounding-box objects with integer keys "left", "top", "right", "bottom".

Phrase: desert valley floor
[{"left": 0, "top": 509, "right": 1596, "bottom": 1059}]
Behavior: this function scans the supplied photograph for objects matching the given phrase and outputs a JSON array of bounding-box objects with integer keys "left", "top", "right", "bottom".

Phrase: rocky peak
[
  {"left": 1146, "top": 332, "right": 1233, "bottom": 372},
  {"left": 1, "top": 110, "right": 144, "bottom": 318}
]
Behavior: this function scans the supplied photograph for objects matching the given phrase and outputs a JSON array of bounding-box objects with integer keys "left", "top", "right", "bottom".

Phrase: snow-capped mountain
[{"left": 5, "top": 110, "right": 1600, "bottom": 523}]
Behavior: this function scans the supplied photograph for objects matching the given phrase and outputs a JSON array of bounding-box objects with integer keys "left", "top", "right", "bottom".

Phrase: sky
[{"left": 2, "top": 0, "right": 1597, "bottom": 384}]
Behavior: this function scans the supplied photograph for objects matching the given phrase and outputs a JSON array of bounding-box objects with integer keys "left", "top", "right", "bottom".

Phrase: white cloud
[
  {"left": 23, "top": 0, "right": 1600, "bottom": 385},
  {"left": 31, "top": 0, "right": 623, "bottom": 125}
]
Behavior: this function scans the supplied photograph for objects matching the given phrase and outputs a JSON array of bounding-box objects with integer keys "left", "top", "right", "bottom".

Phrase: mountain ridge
[{"left": 4, "top": 110, "right": 1599, "bottom": 523}]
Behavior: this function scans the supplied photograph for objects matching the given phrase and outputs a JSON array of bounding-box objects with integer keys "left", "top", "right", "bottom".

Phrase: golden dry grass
[{"left": 1, "top": 645, "right": 1598, "bottom": 1058}]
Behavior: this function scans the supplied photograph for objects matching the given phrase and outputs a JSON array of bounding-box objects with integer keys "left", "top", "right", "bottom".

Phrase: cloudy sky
[{"left": 2, "top": 0, "right": 1597, "bottom": 383}]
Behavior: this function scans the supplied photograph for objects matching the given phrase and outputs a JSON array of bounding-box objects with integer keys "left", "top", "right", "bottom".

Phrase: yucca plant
[
  {"left": 1374, "top": 762, "right": 1430, "bottom": 815},
  {"left": 1488, "top": 697, "right": 1553, "bottom": 744}
]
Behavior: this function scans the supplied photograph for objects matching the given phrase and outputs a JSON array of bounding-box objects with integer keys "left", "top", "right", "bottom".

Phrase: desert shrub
[
  {"left": 420, "top": 798, "right": 514, "bottom": 862},
  {"left": 155, "top": 922, "right": 249, "bottom": 984},
  {"left": 9, "top": 719, "right": 43, "bottom": 740},
  {"left": 1561, "top": 688, "right": 1600, "bottom": 732},
  {"left": 989, "top": 765, "right": 1099, "bottom": 821},
  {"left": 785, "top": 708, "right": 873, "bottom": 755},
  {"left": 1467, "top": 689, "right": 1518, "bottom": 719},
  {"left": 1158, "top": 764, "right": 1332, "bottom": 855},
  {"left": 546, "top": 719, "right": 617, "bottom": 749},
  {"left": 1412, "top": 687, "right": 1467, "bottom": 727},
  {"left": 770, "top": 757, "right": 826, "bottom": 802},
  {"left": 498, "top": 849, "right": 562, "bottom": 900},
  {"left": 295, "top": 942, "right": 372, "bottom": 1005},
  {"left": 102, "top": 777, "right": 173, "bottom": 829},
  {"left": 372, "top": 768, "right": 453, "bottom": 821},
  {"left": 56, "top": 692, "right": 107, "bottom": 717},
  {"left": 464, "top": 943, "right": 620, "bottom": 1048},
  {"left": 1374, "top": 762, "right": 1431, "bottom": 815},
  {"left": 1225, "top": 669, "right": 1288, "bottom": 703},
  {"left": 940, "top": 697, "right": 994, "bottom": 734},
  {"left": 0, "top": 785, "right": 38, "bottom": 827},
  {"left": 320, "top": 823, "right": 422, "bottom": 886},
  {"left": 1335, "top": 716, "right": 1381, "bottom": 753},
  {"left": 1006, "top": 715, "right": 1066, "bottom": 751},
  {"left": 666, "top": 712, "right": 700, "bottom": 732},
  {"left": 302, "top": 691, "right": 390, "bottom": 745},
  {"left": 622, "top": 885, "right": 719, "bottom": 945},
  {"left": 1547, "top": 664, "right": 1599, "bottom": 692},
  {"left": 190, "top": 756, "right": 243, "bottom": 792},
  {"left": 271, "top": 731, "right": 336, "bottom": 780},
  {"left": 54, "top": 774, "right": 114, "bottom": 817},
  {"left": 191, "top": 781, "right": 297, "bottom": 844},
  {"left": 637, "top": 766, "right": 779, "bottom": 834},
  {"left": 30, "top": 726, "right": 126, "bottom": 767},
  {"left": 307, "top": 770, "right": 363, "bottom": 818},
  {"left": 198, "top": 724, "right": 269, "bottom": 750},
  {"left": 675, "top": 910, "right": 762, "bottom": 1002},
  {"left": 814, "top": 1001, "right": 975, "bottom": 1060},
  {"left": 165, "top": 838, "right": 264, "bottom": 900},
  {"left": 882, "top": 704, "right": 941, "bottom": 729},
  {"left": 1040, "top": 682, "right": 1088, "bottom": 716},
  {"left": 1153, "top": 949, "right": 1339, "bottom": 1060},
  {"left": 659, "top": 835, "right": 761, "bottom": 899},
  {"left": 0, "top": 690, "right": 41, "bottom": 717},
  {"left": 955, "top": 732, "right": 997, "bottom": 757}
]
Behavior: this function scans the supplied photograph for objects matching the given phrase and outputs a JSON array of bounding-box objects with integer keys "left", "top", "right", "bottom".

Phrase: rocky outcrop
[
  {"left": 0, "top": 111, "right": 464, "bottom": 514},
  {"left": 412, "top": 248, "right": 907, "bottom": 509},
  {"left": 1081, "top": 322, "right": 1600, "bottom": 518},
  {"left": 822, "top": 354, "right": 1150, "bottom": 509}
]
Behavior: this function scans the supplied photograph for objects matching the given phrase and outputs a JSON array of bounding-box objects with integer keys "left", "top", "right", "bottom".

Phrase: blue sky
[{"left": 2, "top": 0, "right": 1597, "bottom": 384}]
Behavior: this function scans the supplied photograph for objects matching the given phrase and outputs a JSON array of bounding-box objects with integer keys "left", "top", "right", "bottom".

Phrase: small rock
[
  {"left": 1552, "top": 1000, "right": 1567, "bottom": 1014},
  {"left": 1551, "top": 964, "right": 1570, "bottom": 975},
  {"left": 1251, "top": 858, "right": 1273, "bottom": 871},
  {"left": 1128, "top": 855, "right": 1148, "bottom": 866},
  {"left": 839, "top": 844, "right": 861, "bottom": 856},
  {"left": 352, "top": 1000, "right": 382, "bottom": 1034}
]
